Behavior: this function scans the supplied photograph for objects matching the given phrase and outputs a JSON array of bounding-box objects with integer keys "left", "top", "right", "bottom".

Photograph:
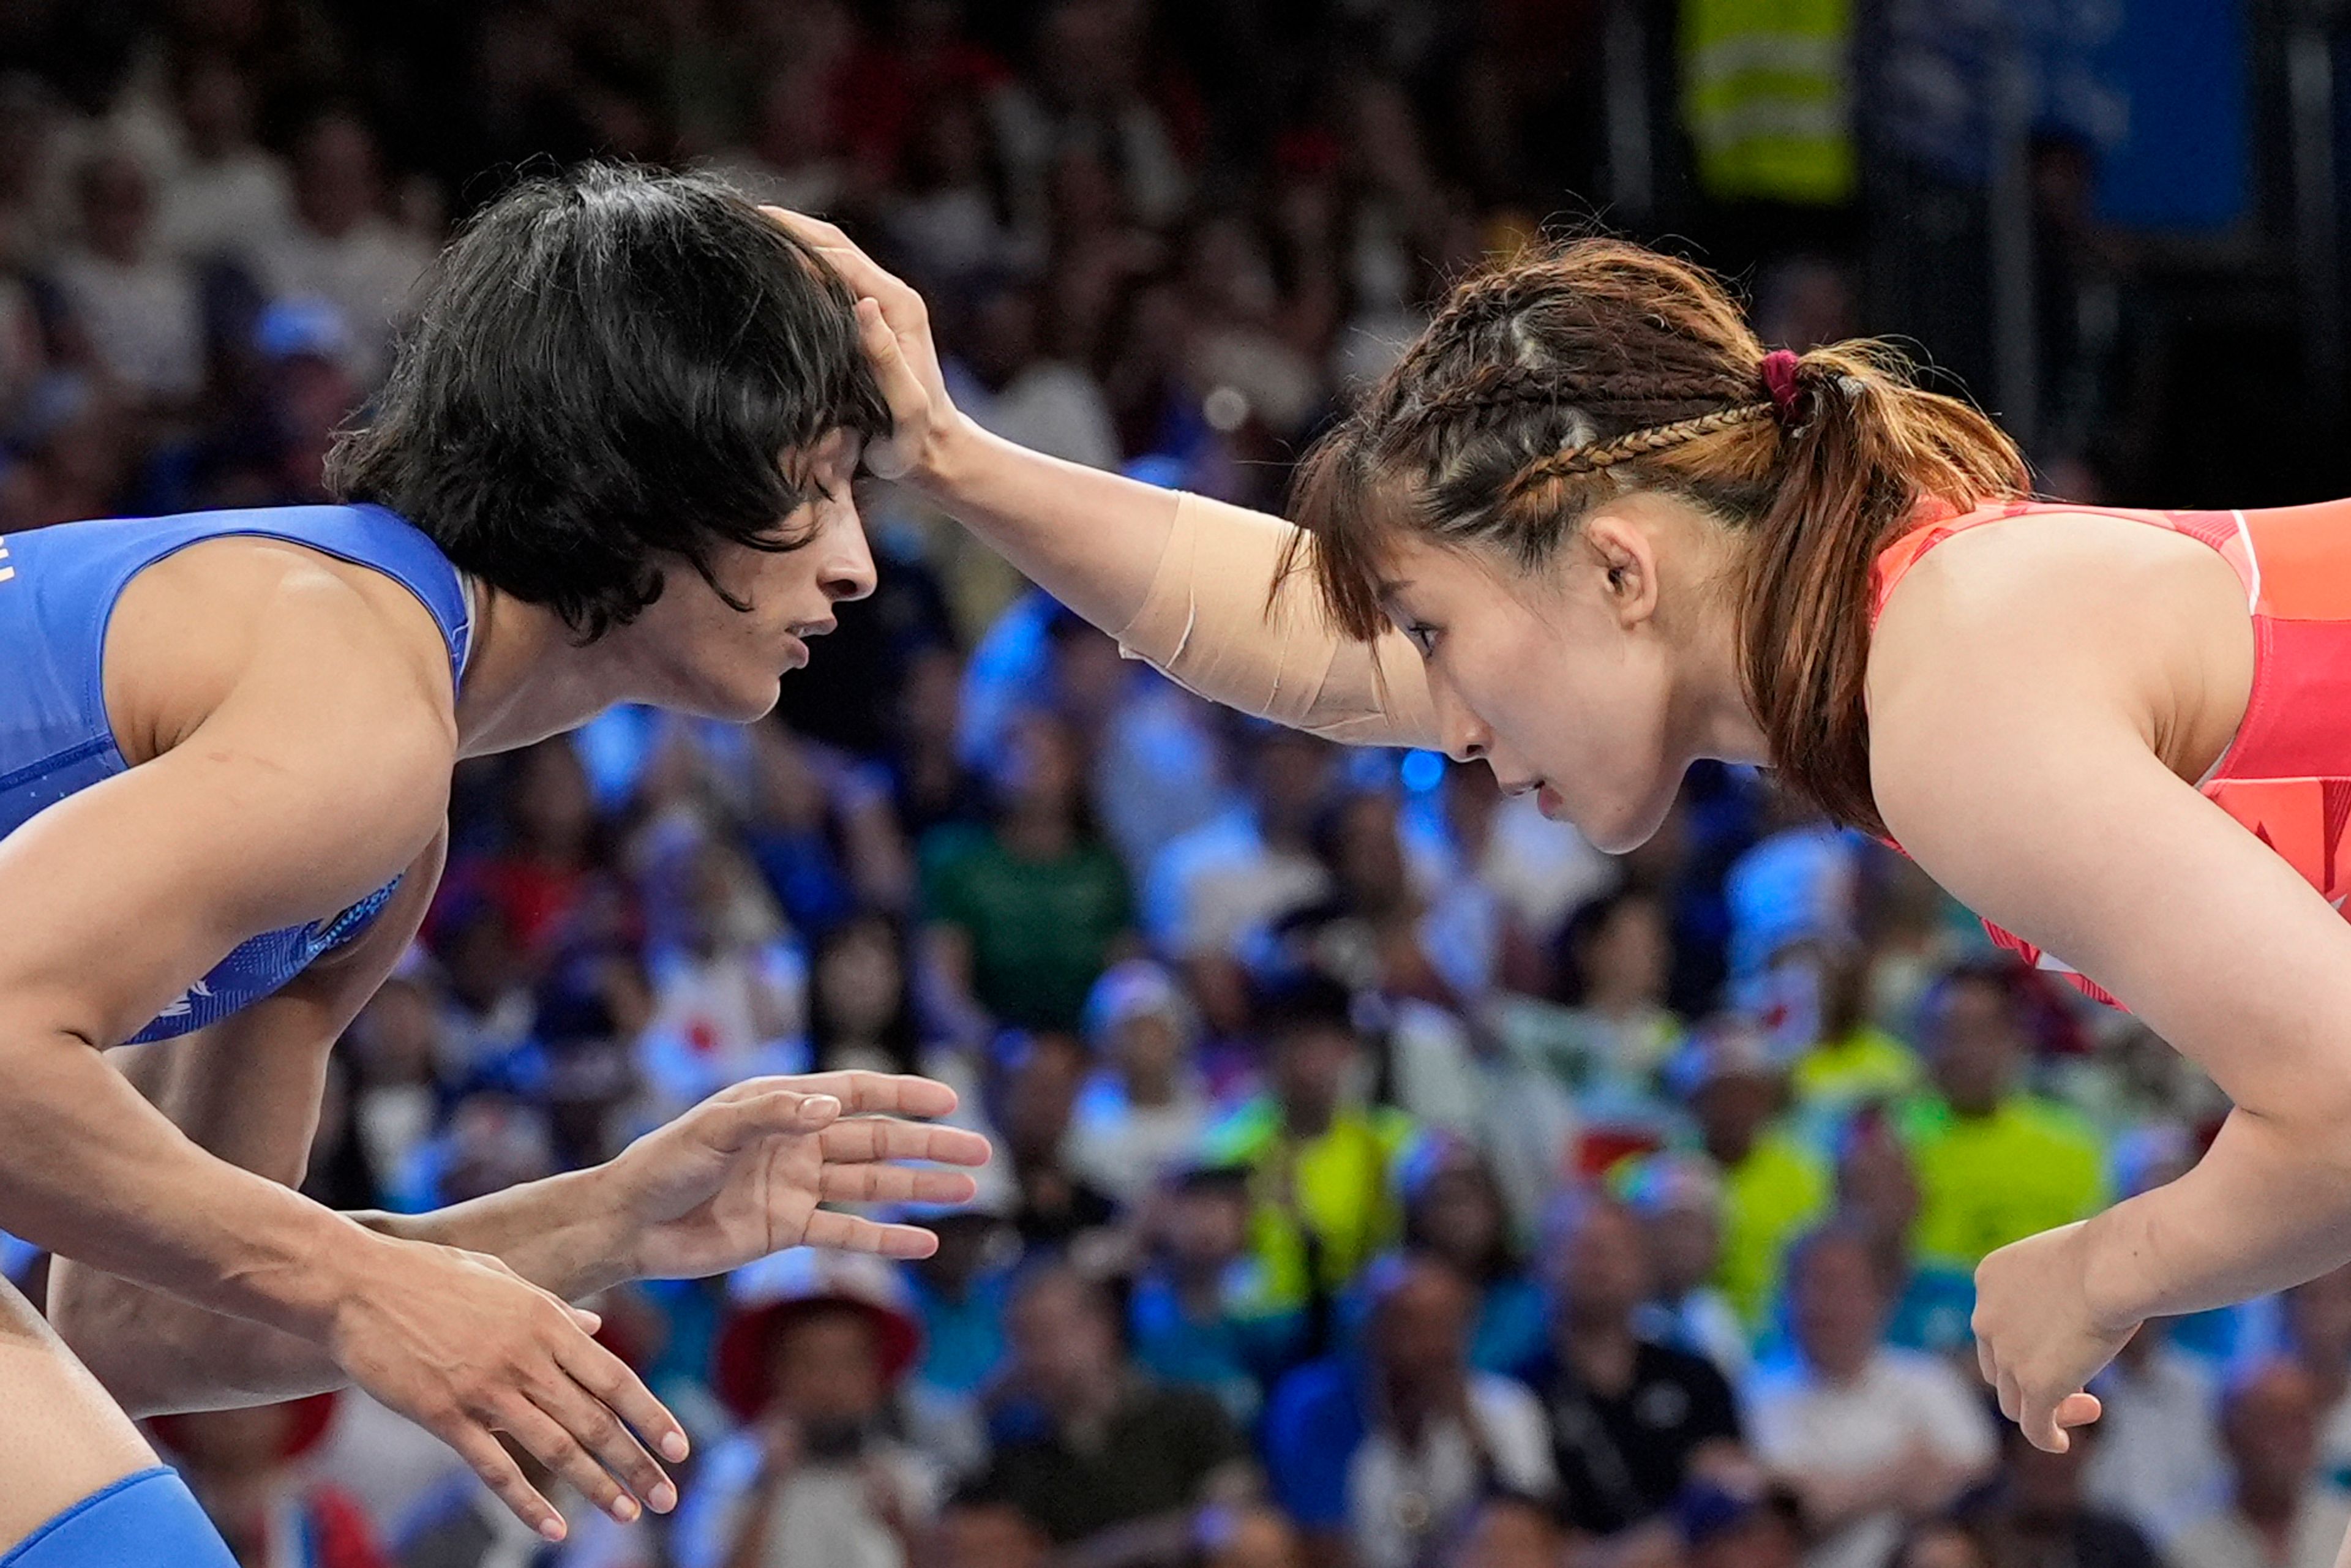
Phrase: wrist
[
  {"left": 528, "top": 1164, "right": 639, "bottom": 1296},
  {"left": 908, "top": 409, "right": 986, "bottom": 503},
  {"left": 2076, "top": 1207, "right": 2147, "bottom": 1334}
]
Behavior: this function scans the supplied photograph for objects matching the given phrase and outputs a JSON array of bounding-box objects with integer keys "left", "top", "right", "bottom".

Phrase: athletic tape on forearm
[{"left": 1113, "top": 492, "right": 1441, "bottom": 751}]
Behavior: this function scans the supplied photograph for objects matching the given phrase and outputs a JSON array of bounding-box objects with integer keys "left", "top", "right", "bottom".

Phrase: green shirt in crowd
[
  {"left": 919, "top": 823, "right": 1135, "bottom": 1032},
  {"left": 1897, "top": 1092, "right": 2110, "bottom": 1271}
]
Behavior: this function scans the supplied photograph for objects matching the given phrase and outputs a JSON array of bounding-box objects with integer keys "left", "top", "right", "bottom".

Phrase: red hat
[{"left": 713, "top": 1249, "right": 923, "bottom": 1424}]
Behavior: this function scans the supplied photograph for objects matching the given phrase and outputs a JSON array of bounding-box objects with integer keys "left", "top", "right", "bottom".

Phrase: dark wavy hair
[{"left": 328, "top": 163, "right": 890, "bottom": 640}]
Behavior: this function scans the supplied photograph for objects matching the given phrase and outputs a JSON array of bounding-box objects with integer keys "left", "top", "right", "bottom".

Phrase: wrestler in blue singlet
[{"left": 0, "top": 503, "right": 468, "bottom": 1567}]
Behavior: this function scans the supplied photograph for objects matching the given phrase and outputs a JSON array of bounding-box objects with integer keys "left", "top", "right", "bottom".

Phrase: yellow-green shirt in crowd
[
  {"left": 1793, "top": 1026, "right": 1922, "bottom": 1112},
  {"left": 1200, "top": 1098, "right": 1417, "bottom": 1308},
  {"left": 1897, "top": 1093, "right": 2110, "bottom": 1271},
  {"left": 1715, "top": 1128, "right": 1834, "bottom": 1329}
]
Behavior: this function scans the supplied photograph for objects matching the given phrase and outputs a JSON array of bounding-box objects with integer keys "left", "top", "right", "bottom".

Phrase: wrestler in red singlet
[{"left": 1873, "top": 498, "right": 2351, "bottom": 1007}]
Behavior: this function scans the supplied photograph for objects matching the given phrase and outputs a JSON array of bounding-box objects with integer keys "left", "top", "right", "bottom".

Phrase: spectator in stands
[
  {"left": 2082, "top": 1313, "right": 2227, "bottom": 1547},
  {"left": 802, "top": 911, "right": 931, "bottom": 1077},
  {"left": 50, "top": 146, "right": 206, "bottom": 407},
  {"left": 1617, "top": 1150, "right": 1753, "bottom": 1379},
  {"left": 2273, "top": 1262, "right": 2351, "bottom": 1493},
  {"left": 897, "top": 1180, "right": 1021, "bottom": 1477},
  {"left": 1775, "top": 939, "right": 1922, "bottom": 1115},
  {"left": 2170, "top": 1360, "right": 2351, "bottom": 1568},
  {"left": 736, "top": 723, "right": 876, "bottom": 939},
  {"left": 678, "top": 1250, "right": 937, "bottom": 1568},
  {"left": 1956, "top": 1417, "right": 2161, "bottom": 1568},
  {"left": 1745, "top": 1225, "right": 1997, "bottom": 1568},
  {"left": 1523, "top": 885, "right": 1687, "bottom": 1106},
  {"left": 1144, "top": 719, "right": 1337, "bottom": 1035},
  {"left": 1068, "top": 959, "right": 1213, "bottom": 1204},
  {"left": 1199, "top": 972, "right": 1415, "bottom": 1315},
  {"left": 1668, "top": 1016, "right": 1832, "bottom": 1332},
  {"left": 1395, "top": 1135, "right": 1548, "bottom": 1377},
  {"left": 157, "top": 53, "right": 291, "bottom": 266},
  {"left": 1262, "top": 1255, "right": 1554, "bottom": 1568},
  {"left": 981, "top": 1262, "right": 1257, "bottom": 1560},
  {"left": 1128, "top": 1161, "right": 1301, "bottom": 1422},
  {"left": 920, "top": 709, "right": 1136, "bottom": 1034},
  {"left": 984, "top": 1026, "right": 1120, "bottom": 1253},
  {"left": 1529, "top": 1191, "right": 1746, "bottom": 1539},
  {"left": 1832, "top": 1110, "right": 1976, "bottom": 1359},
  {"left": 441, "top": 740, "right": 611, "bottom": 961},
  {"left": 1897, "top": 963, "right": 2109, "bottom": 1274},
  {"left": 250, "top": 111, "right": 431, "bottom": 384},
  {"left": 636, "top": 827, "right": 805, "bottom": 1117},
  {"left": 152, "top": 1395, "right": 388, "bottom": 1568}
]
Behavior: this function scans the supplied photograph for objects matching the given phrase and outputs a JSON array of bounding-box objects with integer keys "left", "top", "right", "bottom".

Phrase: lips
[{"left": 1537, "top": 784, "right": 1564, "bottom": 819}]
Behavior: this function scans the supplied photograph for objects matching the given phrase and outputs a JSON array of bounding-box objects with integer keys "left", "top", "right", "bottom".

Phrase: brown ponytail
[{"left": 1288, "top": 239, "right": 2028, "bottom": 838}]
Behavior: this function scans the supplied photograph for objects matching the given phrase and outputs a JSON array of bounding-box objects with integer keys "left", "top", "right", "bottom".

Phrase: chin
[
  {"left": 1582, "top": 782, "right": 1679, "bottom": 855},
  {"left": 675, "top": 675, "right": 784, "bottom": 724}
]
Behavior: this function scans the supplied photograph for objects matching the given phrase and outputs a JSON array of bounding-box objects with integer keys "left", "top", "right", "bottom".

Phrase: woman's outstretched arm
[{"left": 765, "top": 209, "right": 1441, "bottom": 752}]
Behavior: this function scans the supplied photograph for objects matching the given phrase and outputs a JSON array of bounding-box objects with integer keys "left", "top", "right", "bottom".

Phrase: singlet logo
[
  {"left": 0, "top": 536, "right": 12, "bottom": 583},
  {"left": 156, "top": 978, "right": 215, "bottom": 1019}
]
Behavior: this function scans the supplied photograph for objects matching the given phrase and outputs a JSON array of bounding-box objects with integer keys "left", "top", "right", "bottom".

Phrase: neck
[
  {"left": 451, "top": 580, "right": 644, "bottom": 757},
  {"left": 1655, "top": 520, "right": 1773, "bottom": 767}
]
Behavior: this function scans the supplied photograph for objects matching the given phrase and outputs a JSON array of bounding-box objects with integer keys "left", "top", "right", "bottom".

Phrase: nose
[
  {"left": 1427, "top": 674, "right": 1490, "bottom": 764},
  {"left": 822, "top": 500, "right": 879, "bottom": 603}
]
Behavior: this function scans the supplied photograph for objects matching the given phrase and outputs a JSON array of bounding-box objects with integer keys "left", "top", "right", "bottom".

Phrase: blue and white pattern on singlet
[{"left": 0, "top": 505, "right": 469, "bottom": 1043}]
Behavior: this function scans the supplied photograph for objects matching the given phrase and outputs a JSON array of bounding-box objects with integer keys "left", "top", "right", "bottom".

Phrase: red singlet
[{"left": 1871, "top": 497, "right": 2351, "bottom": 1007}]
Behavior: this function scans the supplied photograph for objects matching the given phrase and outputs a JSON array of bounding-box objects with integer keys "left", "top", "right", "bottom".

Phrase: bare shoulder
[
  {"left": 1867, "top": 508, "right": 2251, "bottom": 808},
  {"left": 108, "top": 536, "right": 459, "bottom": 765},
  {"left": 105, "top": 537, "right": 458, "bottom": 858}
]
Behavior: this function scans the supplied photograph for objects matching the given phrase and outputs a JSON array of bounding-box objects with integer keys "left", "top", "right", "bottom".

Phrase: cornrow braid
[
  {"left": 1406, "top": 362, "right": 1758, "bottom": 437},
  {"left": 1505, "top": 399, "right": 1779, "bottom": 495}
]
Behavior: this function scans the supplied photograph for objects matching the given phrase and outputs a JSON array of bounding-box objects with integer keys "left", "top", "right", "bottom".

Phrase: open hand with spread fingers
[{"left": 602, "top": 1071, "right": 992, "bottom": 1279}]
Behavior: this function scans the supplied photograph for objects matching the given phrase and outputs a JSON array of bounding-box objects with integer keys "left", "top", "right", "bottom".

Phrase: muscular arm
[
  {"left": 0, "top": 585, "right": 457, "bottom": 1346},
  {"left": 1870, "top": 528, "right": 2351, "bottom": 1426},
  {"left": 47, "top": 825, "right": 634, "bottom": 1416}
]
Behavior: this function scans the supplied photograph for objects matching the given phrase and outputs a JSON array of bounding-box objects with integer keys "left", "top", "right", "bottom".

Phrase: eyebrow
[{"left": 1376, "top": 579, "right": 1410, "bottom": 599}]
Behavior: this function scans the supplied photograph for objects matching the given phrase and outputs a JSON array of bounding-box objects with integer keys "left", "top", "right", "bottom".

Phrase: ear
[{"left": 1583, "top": 507, "right": 1663, "bottom": 629}]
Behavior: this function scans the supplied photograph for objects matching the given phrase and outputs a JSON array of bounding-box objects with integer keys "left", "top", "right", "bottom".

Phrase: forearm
[
  {"left": 917, "top": 421, "right": 1439, "bottom": 749},
  {"left": 365, "top": 1166, "right": 629, "bottom": 1299},
  {"left": 2081, "top": 1102, "right": 2351, "bottom": 1326},
  {"left": 0, "top": 1026, "right": 370, "bottom": 1341},
  {"left": 913, "top": 416, "right": 1183, "bottom": 633},
  {"left": 53, "top": 1166, "right": 627, "bottom": 1416}
]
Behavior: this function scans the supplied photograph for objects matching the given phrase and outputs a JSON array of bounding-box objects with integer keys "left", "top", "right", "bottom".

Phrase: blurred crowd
[{"left": 0, "top": 1, "right": 2343, "bottom": 1567}]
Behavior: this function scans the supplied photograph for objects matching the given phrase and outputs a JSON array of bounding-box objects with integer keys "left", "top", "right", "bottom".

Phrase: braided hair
[{"left": 1287, "top": 238, "right": 2027, "bottom": 837}]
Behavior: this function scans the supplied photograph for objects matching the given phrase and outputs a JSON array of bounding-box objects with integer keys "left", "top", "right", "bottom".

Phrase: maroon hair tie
[{"left": 1759, "top": 350, "right": 1802, "bottom": 421}]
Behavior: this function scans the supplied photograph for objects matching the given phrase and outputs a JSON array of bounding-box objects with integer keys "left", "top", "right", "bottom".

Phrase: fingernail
[
  {"left": 540, "top": 1518, "right": 567, "bottom": 1543},
  {"left": 613, "top": 1496, "right": 640, "bottom": 1523},
  {"left": 805, "top": 1095, "right": 841, "bottom": 1120},
  {"left": 652, "top": 1482, "right": 678, "bottom": 1513},
  {"left": 662, "top": 1432, "right": 691, "bottom": 1462}
]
